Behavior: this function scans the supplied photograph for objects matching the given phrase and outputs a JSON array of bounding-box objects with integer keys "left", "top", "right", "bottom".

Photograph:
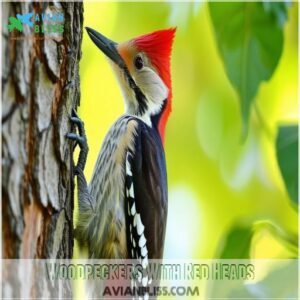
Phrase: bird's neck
[
  {"left": 125, "top": 95, "right": 168, "bottom": 143},
  {"left": 150, "top": 98, "right": 168, "bottom": 142},
  {"left": 150, "top": 103, "right": 165, "bottom": 128}
]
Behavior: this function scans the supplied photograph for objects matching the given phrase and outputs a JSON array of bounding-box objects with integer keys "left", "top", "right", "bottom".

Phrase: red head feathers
[{"left": 133, "top": 28, "right": 176, "bottom": 143}]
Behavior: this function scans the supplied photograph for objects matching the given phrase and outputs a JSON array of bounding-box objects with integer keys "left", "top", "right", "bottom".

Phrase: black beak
[
  {"left": 85, "top": 27, "right": 147, "bottom": 108},
  {"left": 85, "top": 27, "right": 126, "bottom": 68}
]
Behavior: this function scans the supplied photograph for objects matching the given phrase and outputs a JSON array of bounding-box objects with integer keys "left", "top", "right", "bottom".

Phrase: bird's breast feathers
[{"left": 88, "top": 115, "right": 138, "bottom": 258}]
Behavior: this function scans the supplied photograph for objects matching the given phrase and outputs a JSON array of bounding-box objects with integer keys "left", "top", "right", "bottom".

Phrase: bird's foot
[{"left": 67, "top": 108, "right": 89, "bottom": 174}]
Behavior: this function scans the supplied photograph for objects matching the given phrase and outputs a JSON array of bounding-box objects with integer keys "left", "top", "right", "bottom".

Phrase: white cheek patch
[
  {"left": 136, "top": 67, "right": 168, "bottom": 115},
  {"left": 112, "top": 61, "right": 169, "bottom": 120}
]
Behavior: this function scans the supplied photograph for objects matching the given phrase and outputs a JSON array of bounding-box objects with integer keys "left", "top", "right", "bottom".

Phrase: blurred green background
[{"left": 75, "top": 1, "right": 298, "bottom": 261}]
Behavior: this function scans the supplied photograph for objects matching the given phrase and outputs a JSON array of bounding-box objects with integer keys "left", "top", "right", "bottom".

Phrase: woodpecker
[{"left": 67, "top": 28, "right": 176, "bottom": 263}]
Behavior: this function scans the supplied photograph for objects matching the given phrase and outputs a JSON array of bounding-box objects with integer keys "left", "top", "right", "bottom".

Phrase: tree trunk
[{"left": 2, "top": 1, "right": 83, "bottom": 259}]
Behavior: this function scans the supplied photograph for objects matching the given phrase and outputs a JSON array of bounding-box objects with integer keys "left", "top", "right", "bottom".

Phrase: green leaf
[
  {"left": 208, "top": 261, "right": 298, "bottom": 299},
  {"left": 227, "top": 260, "right": 298, "bottom": 298},
  {"left": 219, "top": 226, "right": 253, "bottom": 259},
  {"left": 262, "top": 1, "right": 290, "bottom": 27},
  {"left": 276, "top": 125, "right": 298, "bottom": 205},
  {"left": 209, "top": 2, "right": 286, "bottom": 134}
]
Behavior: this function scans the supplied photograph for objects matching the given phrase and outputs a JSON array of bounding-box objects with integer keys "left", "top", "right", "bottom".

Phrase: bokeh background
[{"left": 75, "top": 1, "right": 298, "bottom": 261}]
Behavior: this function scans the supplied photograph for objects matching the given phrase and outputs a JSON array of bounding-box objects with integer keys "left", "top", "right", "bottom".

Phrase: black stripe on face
[{"left": 123, "top": 67, "right": 148, "bottom": 115}]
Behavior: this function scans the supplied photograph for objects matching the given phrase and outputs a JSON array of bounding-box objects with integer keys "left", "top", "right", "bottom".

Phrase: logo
[{"left": 7, "top": 11, "right": 64, "bottom": 36}]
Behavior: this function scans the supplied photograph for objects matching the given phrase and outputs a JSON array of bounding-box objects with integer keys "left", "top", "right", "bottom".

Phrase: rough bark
[{"left": 2, "top": 1, "right": 83, "bottom": 259}]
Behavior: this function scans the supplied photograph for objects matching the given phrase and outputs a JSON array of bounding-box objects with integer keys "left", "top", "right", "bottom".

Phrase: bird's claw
[
  {"left": 67, "top": 108, "right": 89, "bottom": 174},
  {"left": 67, "top": 108, "right": 87, "bottom": 149},
  {"left": 66, "top": 133, "right": 85, "bottom": 147},
  {"left": 69, "top": 108, "right": 84, "bottom": 134},
  {"left": 71, "top": 107, "right": 79, "bottom": 118},
  {"left": 70, "top": 116, "right": 82, "bottom": 126}
]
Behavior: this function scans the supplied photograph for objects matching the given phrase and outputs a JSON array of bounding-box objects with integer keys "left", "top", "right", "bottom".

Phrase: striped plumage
[
  {"left": 76, "top": 116, "right": 136, "bottom": 258},
  {"left": 75, "top": 114, "right": 168, "bottom": 261}
]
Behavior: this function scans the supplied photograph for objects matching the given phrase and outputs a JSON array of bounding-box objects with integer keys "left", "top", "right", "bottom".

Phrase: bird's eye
[{"left": 134, "top": 55, "right": 144, "bottom": 70}]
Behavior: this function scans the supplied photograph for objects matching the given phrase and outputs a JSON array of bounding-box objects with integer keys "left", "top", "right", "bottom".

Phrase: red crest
[{"left": 133, "top": 28, "right": 176, "bottom": 143}]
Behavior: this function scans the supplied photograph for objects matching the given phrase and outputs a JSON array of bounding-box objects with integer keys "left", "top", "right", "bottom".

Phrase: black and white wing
[{"left": 125, "top": 120, "right": 168, "bottom": 261}]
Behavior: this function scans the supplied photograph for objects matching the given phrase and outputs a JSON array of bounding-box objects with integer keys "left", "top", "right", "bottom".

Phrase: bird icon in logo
[
  {"left": 17, "top": 13, "right": 34, "bottom": 27},
  {"left": 7, "top": 16, "right": 23, "bottom": 32},
  {"left": 7, "top": 12, "right": 34, "bottom": 32}
]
